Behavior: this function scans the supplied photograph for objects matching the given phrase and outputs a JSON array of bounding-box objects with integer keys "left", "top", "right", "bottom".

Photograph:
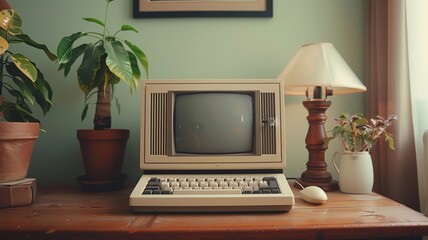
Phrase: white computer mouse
[{"left": 300, "top": 186, "right": 328, "bottom": 204}]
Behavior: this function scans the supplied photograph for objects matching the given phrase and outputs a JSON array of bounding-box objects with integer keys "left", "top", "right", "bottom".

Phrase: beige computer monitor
[{"left": 140, "top": 79, "right": 286, "bottom": 171}]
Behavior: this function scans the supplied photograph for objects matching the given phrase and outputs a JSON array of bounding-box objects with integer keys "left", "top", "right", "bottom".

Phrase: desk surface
[{"left": 0, "top": 183, "right": 427, "bottom": 240}]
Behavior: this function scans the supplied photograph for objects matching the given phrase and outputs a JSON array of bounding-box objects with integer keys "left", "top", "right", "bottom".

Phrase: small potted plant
[
  {"left": 324, "top": 113, "right": 397, "bottom": 193},
  {"left": 57, "top": 0, "right": 148, "bottom": 190},
  {"left": 0, "top": 0, "right": 57, "bottom": 183}
]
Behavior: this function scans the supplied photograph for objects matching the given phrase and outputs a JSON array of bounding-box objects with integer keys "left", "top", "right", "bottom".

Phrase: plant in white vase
[{"left": 324, "top": 113, "right": 397, "bottom": 194}]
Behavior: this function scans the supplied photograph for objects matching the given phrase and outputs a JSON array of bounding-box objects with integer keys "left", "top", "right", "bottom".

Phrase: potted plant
[
  {"left": 0, "top": 0, "right": 57, "bottom": 183},
  {"left": 57, "top": 0, "right": 148, "bottom": 190},
  {"left": 324, "top": 113, "right": 397, "bottom": 193}
]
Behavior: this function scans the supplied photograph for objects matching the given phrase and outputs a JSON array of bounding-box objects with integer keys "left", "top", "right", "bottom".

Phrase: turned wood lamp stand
[{"left": 296, "top": 90, "right": 338, "bottom": 191}]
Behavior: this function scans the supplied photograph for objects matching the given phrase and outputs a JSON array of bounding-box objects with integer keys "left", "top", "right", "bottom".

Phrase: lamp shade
[{"left": 278, "top": 42, "right": 366, "bottom": 96}]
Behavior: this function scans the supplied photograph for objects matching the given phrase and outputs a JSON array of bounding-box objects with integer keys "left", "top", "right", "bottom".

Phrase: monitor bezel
[{"left": 140, "top": 79, "right": 286, "bottom": 171}]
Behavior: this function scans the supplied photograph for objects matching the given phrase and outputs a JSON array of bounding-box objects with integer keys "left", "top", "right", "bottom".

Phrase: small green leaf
[
  {"left": 81, "top": 103, "right": 89, "bottom": 121},
  {"left": 114, "top": 96, "right": 121, "bottom": 114},
  {"left": 353, "top": 118, "right": 368, "bottom": 126},
  {"left": 120, "top": 24, "right": 138, "bottom": 33},
  {"left": 82, "top": 17, "right": 105, "bottom": 27}
]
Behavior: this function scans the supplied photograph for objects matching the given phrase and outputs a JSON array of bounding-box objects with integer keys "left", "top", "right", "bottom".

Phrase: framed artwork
[{"left": 133, "top": 0, "right": 273, "bottom": 18}]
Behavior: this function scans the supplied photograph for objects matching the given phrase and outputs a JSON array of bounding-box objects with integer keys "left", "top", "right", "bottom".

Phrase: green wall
[{"left": 10, "top": 0, "right": 365, "bottom": 185}]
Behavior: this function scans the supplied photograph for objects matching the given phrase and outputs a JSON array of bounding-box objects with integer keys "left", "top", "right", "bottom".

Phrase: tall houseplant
[
  {"left": 0, "top": 0, "right": 57, "bottom": 182},
  {"left": 57, "top": 0, "right": 148, "bottom": 189},
  {"left": 324, "top": 113, "right": 397, "bottom": 193}
]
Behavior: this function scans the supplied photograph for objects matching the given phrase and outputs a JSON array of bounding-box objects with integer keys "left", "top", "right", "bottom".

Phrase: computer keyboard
[{"left": 129, "top": 173, "right": 295, "bottom": 212}]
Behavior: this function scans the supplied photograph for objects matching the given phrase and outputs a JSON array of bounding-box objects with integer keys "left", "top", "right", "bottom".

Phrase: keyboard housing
[{"left": 130, "top": 173, "right": 294, "bottom": 212}]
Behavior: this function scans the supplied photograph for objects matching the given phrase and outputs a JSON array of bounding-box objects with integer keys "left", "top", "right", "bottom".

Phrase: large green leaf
[
  {"left": 128, "top": 51, "right": 140, "bottom": 88},
  {"left": 1, "top": 94, "right": 40, "bottom": 122},
  {"left": 104, "top": 40, "right": 134, "bottom": 89},
  {"left": 0, "top": 9, "right": 11, "bottom": 32},
  {"left": 0, "top": 36, "right": 8, "bottom": 54},
  {"left": 9, "top": 53, "right": 37, "bottom": 82},
  {"left": 58, "top": 43, "right": 87, "bottom": 77},
  {"left": 57, "top": 32, "right": 86, "bottom": 64},
  {"left": 13, "top": 34, "right": 57, "bottom": 61},
  {"left": 125, "top": 40, "right": 148, "bottom": 78},
  {"left": 33, "top": 70, "right": 54, "bottom": 115},
  {"left": 0, "top": 9, "right": 22, "bottom": 35},
  {"left": 10, "top": 76, "right": 35, "bottom": 105},
  {"left": 77, "top": 43, "right": 104, "bottom": 96},
  {"left": 6, "top": 62, "right": 53, "bottom": 115}
]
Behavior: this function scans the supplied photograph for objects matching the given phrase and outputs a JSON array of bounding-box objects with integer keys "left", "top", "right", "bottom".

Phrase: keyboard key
[
  {"left": 145, "top": 186, "right": 160, "bottom": 191},
  {"left": 272, "top": 188, "right": 281, "bottom": 194},
  {"left": 261, "top": 189, "right": 271, "bottom": 194},
  {"left": 259, "top": 181, "right": 269, "bottom": 188}
]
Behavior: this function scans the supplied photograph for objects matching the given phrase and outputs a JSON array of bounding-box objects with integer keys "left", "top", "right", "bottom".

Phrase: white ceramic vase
[{"left": 332, "top": 151, "right": 374, "bottom": 194}]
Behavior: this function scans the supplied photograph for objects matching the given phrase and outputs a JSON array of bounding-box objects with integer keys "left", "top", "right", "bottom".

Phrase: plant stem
[
  {"left": 93, "top": 84, "right": 111, "bottom": 130},
  {"left": 0, "top": 54, "right": 4, "bottom": 96},
  {"left": 103, "top": 1, "right": 110, "bottom": 43}
]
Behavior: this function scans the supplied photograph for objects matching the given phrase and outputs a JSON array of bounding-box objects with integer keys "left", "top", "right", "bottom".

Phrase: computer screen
[{"left": 174, "top": 93, "right": 254, "bottom": 154}]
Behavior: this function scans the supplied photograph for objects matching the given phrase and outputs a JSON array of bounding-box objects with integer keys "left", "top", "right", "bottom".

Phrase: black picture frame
[{"left": 133, "top": 0, "right": 273, "bottom": 18}]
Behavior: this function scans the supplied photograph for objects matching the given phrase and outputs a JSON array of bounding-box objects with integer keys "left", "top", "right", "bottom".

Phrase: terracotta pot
[
  {"left": 77, "top": 129, "right": 129, "bottom": 182},
  {"left": 0, "top": 122, "right": 39, "bottom": 183}
]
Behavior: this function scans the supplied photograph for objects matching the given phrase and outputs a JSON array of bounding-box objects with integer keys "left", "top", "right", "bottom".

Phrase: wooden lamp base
[{"left": 294, "top": 99, "right": 339, "bottom": 192}]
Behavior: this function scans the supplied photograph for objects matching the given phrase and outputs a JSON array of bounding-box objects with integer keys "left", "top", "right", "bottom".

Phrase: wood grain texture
[{"left": 0, "top": 184, "right": 427, "bottom": 240}]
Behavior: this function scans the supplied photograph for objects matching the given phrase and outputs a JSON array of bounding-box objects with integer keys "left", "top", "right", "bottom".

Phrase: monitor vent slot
[
  {"left": 150, "top": 93, "right": 168, "bottom": 156},
  {"left": 261, "top": 92, "right": 276, "bottom": 155}
]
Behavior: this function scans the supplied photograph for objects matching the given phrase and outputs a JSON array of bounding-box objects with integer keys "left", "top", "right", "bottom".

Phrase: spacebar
[{"left": 173, "top": 189, "right": 242, "bottom": 195}]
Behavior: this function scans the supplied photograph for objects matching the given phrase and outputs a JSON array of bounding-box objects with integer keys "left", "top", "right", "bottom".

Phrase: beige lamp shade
[{"left": 278, "top": 42, "right": 367, "bottom": 96}]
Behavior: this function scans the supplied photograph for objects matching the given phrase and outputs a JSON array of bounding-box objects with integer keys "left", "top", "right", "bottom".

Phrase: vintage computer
[{"left": 129, "top": 79, "right": 295, "bottom": 212}]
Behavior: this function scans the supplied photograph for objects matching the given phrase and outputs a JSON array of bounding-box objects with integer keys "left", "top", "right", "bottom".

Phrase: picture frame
[{"left": 133, "top": 0, "right": 273, "bottom": 18}]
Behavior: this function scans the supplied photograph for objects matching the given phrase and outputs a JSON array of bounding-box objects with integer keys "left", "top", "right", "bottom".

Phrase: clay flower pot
[
  {"left": 0, "top": 122, "right": 39, "bottom": 183},
  {"left": 76, "top": 129, "right": 129, "bottom": 190}
]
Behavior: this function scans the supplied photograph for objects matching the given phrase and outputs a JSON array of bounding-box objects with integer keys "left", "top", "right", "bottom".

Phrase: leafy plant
[
  {"left": 324, "top": 113, "right": 398, "bottom": 152},
  {"left": 0, "top": 7, "right": 57, "bottom": 123},
  {"left": 57, "top": 0, "right": 148, "bottom": 130}
]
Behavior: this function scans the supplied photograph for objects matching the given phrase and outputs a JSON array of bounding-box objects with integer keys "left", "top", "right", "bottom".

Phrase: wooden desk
[{"left": 1, "top": 184, "right": 427, "bottom": 240}]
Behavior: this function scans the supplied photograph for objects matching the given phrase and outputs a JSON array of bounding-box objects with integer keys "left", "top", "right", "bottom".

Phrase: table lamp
[{"left": 278, "top": 42, "right": 366, "bottom": 191}]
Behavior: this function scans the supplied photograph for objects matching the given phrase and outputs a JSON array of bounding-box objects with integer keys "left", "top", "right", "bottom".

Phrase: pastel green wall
[{"left": 11, "top": 0, "right": 365, "bottom": 185}]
